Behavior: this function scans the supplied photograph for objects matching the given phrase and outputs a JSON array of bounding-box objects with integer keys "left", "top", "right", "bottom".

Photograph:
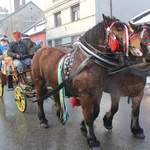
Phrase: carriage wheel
[
  {"left": 14, "top": 85, "right": 27, "bottom": 113},
  {"left": 0, "top": 78, "right": 4, "bottom": 98}
]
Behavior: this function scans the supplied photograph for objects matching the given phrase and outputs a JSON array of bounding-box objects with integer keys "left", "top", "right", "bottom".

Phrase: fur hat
[
  {"left": 0, "top": 35, "right": 8, "bottom": 41},
  {"left": 22, "top": 34, "right": 30, "bottom": 40},
  {"left": 36, "top": 39, "right": 43, "bottom": 46},
  {"left": 12, "top": 30, "right": 21, "bottom": 38}
]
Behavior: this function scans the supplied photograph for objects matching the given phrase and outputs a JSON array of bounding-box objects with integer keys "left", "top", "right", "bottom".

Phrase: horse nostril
[
  {"left": 140, "top": 42, "right": 145, "bottom": 47},
  {"left": 140, "top": 42, "right": 147, "bottom": 51}
]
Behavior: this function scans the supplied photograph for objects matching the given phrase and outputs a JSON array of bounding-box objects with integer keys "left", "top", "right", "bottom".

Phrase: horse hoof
[
  {"left": 87, "top": 138, "right": 100, "bottom": 148},
  {"left": 40, "top": 123, "right": 49, "bottom": 128},
  {"left": 91, "top": 146, "right": 102, "bottom": 150},
  {"left": 103, "top": 123, "right": 113, "bottom": 130},
  {"left": 131, "top": 128, "right": 145, "bottom": 139},
  {"left": 80, "top": 126, "right": 87, "bottom": 137},
  {"left": 134, "top": 133, "right": 145, "bottom": 139}
]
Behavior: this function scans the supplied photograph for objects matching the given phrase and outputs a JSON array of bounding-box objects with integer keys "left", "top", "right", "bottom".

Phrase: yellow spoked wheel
[
  {"left": 0, "top": 78, "right": 4, "bottom": 98},
  {"left": 15, "top": 85, "right": 27, "bottom": 113}
]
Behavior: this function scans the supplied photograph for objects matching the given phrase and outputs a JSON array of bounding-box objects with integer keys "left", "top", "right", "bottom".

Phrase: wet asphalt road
[{"left": 0, "top": 85, "right": 150, "bottom": 150}]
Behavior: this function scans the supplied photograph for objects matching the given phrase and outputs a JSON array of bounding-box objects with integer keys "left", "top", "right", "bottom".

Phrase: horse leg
[
  {"left": 80, "top": 93, "right": 101, "bottom": 137},
  {"left": 36, "top": 82, "right": 49, "bottom": 128},
  {"left": 80, "top": 94, "right": 101, "bottom": 148},
  {"left": 131, "top": 93, "right": 145, "bottom": 139},
  {"left": 103, "top": 92, "right": 120, "bottom": 130}
]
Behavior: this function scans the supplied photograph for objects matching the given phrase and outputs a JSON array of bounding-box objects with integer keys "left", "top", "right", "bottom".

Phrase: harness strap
[
  {"left": 33, "top": 55, "right": 92, "bottom": 102},
  {"left": 109, "top": 61, "right": 150, "bottom": 75}
]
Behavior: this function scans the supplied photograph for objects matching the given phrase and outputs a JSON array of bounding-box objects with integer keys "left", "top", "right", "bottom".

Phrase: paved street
[{"left": 0, "top": 85, "right": 150, "bottom": 150}]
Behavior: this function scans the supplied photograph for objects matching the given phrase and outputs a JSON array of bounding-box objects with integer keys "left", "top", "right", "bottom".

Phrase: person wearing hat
[
  {"left": 0, "top": 35, "right": 9, "bottom": 87},
  {"left": 0, "top": 35, "right": 9, "bottom": 62},
  {"left": 22, "top": 34, "right": 36, "bottom": 52},
  {"left": 7, "top": 30, "right": 32, "bottom": 73}
]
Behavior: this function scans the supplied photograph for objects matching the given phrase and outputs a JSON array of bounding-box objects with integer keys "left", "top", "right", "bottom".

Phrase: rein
[{"left": 109, "top": 61, "right": 150, "bottom": 75}]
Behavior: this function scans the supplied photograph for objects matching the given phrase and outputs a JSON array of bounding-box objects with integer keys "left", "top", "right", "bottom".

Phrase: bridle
[
  {"left": 140, "top": 25, "right": 150, "bottom": 52},
  {"left": 128, "top": 33, "right": 143, "bottom": 57},
  {"left": 100, "top": 21, "right": 132, "bottom": 57}
]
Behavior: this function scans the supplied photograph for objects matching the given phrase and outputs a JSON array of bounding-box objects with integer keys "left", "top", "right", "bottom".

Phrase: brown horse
[
  {"left": 31, "top": 15, "right": 145, "bottom": 149},
  {"left": 103, "top": 24, "right": 150, "bottom": 139}
]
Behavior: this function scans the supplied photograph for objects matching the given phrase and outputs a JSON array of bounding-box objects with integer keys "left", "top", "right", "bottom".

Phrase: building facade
[
  {"left": 0, "top": 7, "right": 9, "bottom": 20},
  {"left": 44, "top": 0, "right": 150, "bottom": 47},
  {"left": 22, "top": 19, "right": 46, "bottom": 46},
  {"left": 14, "top": 0, "right": 26, "bottom": 11}
]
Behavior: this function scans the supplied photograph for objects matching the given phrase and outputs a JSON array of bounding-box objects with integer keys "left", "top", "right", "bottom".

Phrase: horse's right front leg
[
  {"left": 103, "top": 92, "right": 120, "bottom": 130},
  {"left": 80, "top": 95, "right": 101, "bottom": 149}
]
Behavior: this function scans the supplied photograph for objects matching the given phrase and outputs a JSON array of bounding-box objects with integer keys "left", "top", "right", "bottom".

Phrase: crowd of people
[{"left": 0, "top": 30, "right": 43, "bottom": 90}]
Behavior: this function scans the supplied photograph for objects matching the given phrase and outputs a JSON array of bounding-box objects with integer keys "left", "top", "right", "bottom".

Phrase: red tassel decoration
[
  {"left": 71, "top": 97, "right": 80, "bottom": 108},
  {"left": 111, "top": 40, "right": 122, "bottom": 53}
]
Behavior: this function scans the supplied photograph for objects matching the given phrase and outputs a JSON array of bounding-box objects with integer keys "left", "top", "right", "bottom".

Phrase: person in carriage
[
  {"left": 0, "top": 35, "right": 9, "bottom": 87},
  {"left": 0, "top": 35, "right": 15, "bottom": 90},
  {"left": 22, "top": 34, "right": 36, "bottom": 52},
  {"left": 7, "top": 30, "right": 32, "bottom": 73}
]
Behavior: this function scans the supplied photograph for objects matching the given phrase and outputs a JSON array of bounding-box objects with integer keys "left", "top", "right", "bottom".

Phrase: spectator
[
  {"left": 22, "top": 34, "right": 36, "bottom": 52},
  {"left": 0, "top": 35, "right": 13, "bottom": 90},
  {"left": 7, "top": 30, "right": 32, "bottom": 73}
]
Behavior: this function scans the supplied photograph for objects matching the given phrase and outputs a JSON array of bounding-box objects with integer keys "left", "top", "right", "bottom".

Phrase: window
[
  {"left": 55, "top": 38, "right": 62, "bottom": 46},
  {"left": 55, "top": 12, "right": 61, "bottom": 27},
  {"left": 71, "top": 4, "right": 80, "bottom": 22},
  {"left": 47, "top": 40, "right": 52, "bottom": 46}
]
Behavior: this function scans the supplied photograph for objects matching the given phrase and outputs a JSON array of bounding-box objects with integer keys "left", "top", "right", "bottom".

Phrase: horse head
[
  {"left": 129, "top": 22, "right": 150, "bottom": 52},
  {"left": 129, "top": 22, "right": 150, "bottom": 61},
  {"left": 128, "top": 22, "right": 150, "bottom": 76}
]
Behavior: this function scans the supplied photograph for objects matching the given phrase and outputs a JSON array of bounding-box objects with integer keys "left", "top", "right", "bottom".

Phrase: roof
[
  {"left": 22, "top": 18, "right": 45, "bottom": 36},
  {"left": 130, "top": 9, "right": 150, "bottom": 25},
  {"left": 0, "top": 1, "right": 43, "bottom": 22}
]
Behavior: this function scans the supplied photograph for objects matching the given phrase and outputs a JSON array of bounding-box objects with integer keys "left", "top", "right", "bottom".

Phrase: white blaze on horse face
[
  {"left": 129, "top": 46, "right": 143, "bottom": 57},
  {"left": 134, "top": 47, "right": 143, "bottom": 56}
]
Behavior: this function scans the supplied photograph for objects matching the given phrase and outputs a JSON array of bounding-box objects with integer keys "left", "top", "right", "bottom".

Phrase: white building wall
[
  {"left": 112, "top": 0, "right": 150, "bottom": 23},
  {"left": 44, "top": 0, "right": 96, "bottom": 46},
  {"left": 80, "top": 0, "right": 95, "bottom": 18},
  {"left": 44, "top": 0, "right": 150, "bottom": 46}
]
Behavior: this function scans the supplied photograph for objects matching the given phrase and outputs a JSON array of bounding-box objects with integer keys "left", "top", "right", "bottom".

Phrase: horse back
[{"left": 31, "top": 46, "right": 66, "bottom": 86}]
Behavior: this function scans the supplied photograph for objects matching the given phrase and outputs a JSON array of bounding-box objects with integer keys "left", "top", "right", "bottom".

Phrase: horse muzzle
[{"left": 129, "top": 46, "right": 143, "bottom": 57}]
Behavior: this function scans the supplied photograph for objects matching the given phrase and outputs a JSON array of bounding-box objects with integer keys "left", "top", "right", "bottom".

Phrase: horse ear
[
  {"left": 102, "top": 14, "right": 112, "bottom": 27},
  {"left": 129, "top": 21, "right": 137, "bottom": 31}
]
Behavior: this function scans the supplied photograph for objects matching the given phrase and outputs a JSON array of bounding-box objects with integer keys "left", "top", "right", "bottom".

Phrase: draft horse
[
  {"left": 103, "top": 23, "right": 150, "bottom": 139},
  {"left": 31, "top": 14, "right": 145, "bottom": 149}
]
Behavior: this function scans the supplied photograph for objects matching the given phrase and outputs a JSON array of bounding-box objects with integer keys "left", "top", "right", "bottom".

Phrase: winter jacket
[{"left": 7, "top": 40, "right": 30, "bottom": 59}]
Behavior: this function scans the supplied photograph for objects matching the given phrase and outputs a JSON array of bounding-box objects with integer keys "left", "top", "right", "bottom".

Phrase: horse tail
[{"left": 33, "top": 81, "right": 66, "bottom": 102}]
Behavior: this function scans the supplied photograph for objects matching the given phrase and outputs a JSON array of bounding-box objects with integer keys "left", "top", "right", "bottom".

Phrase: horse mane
[
  {"left": 82, "top": 21, "right": 106, "bottom": 46},
  {"left": 82, "top": 16, "right": 126, "bottom": 46}
]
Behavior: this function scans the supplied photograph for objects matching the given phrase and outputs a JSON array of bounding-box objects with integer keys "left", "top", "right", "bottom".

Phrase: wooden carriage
[{"left": 0, "top": 54, "right": 36, "bottom": 113}]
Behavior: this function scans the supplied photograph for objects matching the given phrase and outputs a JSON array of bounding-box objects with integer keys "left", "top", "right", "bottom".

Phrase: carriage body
[{"left": 0, "top": 56, "right": 36, "bottom": 112}]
